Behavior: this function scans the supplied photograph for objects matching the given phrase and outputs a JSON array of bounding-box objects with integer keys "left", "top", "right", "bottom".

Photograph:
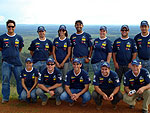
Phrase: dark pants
[
  {"left": 115, "top": 65, "right": 130, "bottom": 82},
  {"left": 92, "top": 89, "right": 123, "bottom": 106}
]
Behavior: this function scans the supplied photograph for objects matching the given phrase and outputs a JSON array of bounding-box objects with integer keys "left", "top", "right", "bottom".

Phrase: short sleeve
[
  {"left": 112, "top": 40, "right": 117, "bottom": 53},
  {"left": 38, "top": 72, "right": 44, "bottom": 84},
  {"left": 106, "top": 40, "right": 112, "bottom": 53},
  {"left": 64, "top": 72, "right": 71, "bottom": 86},
  {"left": 48, "top": 40, "right": 53, "bottom": 52},
  {"left": 28, "top": 41, "right": 35, "bottom": 51},
  {"left": 124, "top": 72, "right": 129, "bottom": 86},
  {"left": 56, "top": 69, "right": 62, "bottom": 83},
  {"left": 93, "top": 73, "right": 99, "bottom": 86},
  {"left": 19, "top": 36, "right": 24, "bottom": 49}
]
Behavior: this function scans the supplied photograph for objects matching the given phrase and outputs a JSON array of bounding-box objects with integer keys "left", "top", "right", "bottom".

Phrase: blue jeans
[
  {"left": 2, "top": 61, "right": 22, "bottom": 101},
  {"left": 92, "top": 62, "right": 101, "bottom": 73},
  {"left": 36, "top": 86, "right": 63, "bottom": 102},
  {"left": 21, "top": 88, "right": 37, "bottom": 102},
  {"left": 140, "top": 59, "right": 150, "bottom": 73},
  {"left": 34, "top": 61, "right": 46, "bottom": 73},
  {"left": 60, "top": 89, "right": 91, "bottom": 104},
  {"left": 74, "top": 57, "right": 89, "bottom": 72}
]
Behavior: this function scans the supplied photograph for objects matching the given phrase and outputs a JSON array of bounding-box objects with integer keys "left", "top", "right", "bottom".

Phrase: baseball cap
[
  {"left": 121, "top": 25, "right": 129, "bottom": 31},
  {"left": 73, "top": 58, "right": 82, "bottom": 64},
  {"left": 59, "top": 25, "right": 66, "bottom": 30},
  {"left": 101, "top": 62, "right": 110, "bottom": 68},
  {"left": 131, "top": 59, "right": 141, "bottom": 66},
  {"left": 37, "top": 26, "right": 46, "bottom": 32},
  {"left": 46, "top": 58, "right": 55, "bottom": 64},
  {"left": 75, "top": 20, "right": 83, "bottom": 25},
  {"left": 25, "top": 58, "right": 33, "bottom": 63},
  {"left": 100, "top": 26, "right": 107, "bottom": 31},
  {"left": 140, "top": 20, "right": 149, "bottom": 26}
]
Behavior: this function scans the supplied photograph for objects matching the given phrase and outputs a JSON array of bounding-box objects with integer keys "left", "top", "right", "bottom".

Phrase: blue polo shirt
[
  {"left": 93, "top": 70, "right": 120, "bottom": 90},
  {"left": 28, "top": 38, "right": 53, "bottom": 63},
  {"left": 20, "top": 67, "right": 39, "bottom": 88},
  {"left": 70, "top": 32, "right": 93, "bottom": 57},
  {"left": 53, "top": 37, "right": 71, "bottom": 64},
  {"left": 0, "top": 33, "right": 24, "bottom": 66},
  {"left": 124, "top": 68, "right": 150, "bottom": 91},
  {"left": 113, "top": 37, "right": 137, "bottom": 66},
  {"left": 65, "top": 69, "right": 91, "bottom": 89},
  {"left": 38, "top": 68, "right": 62, "bottom": 86},
  {"left": 91, "top": 37, "right": 112, "bottom": 64},
  {"left": 134, "top": 33, "right": 150, "bottom": 60}
]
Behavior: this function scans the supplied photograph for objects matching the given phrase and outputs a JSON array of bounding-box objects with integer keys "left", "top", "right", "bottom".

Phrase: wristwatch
[{"left": 88, "top": 57, "right": 91, "bottom": 60}]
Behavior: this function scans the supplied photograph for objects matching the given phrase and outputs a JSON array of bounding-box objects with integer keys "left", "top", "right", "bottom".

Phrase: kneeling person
[
  {"left": 92, "top": 62, "right": 122, "bottom": 110},
  {"left": 123, "top": 59, "right": 150, "bottom": 113},
  {"left": 36, "top": 58, "right": 63, "bottom": 106},
  {"left": 21, "top": 58, "right": 39, "bottom": 103},
  {"left": 60, "top": 58, "right": 91, "bottom": 106}
]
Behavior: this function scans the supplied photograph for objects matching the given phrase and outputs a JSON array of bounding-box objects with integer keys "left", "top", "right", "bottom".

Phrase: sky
[{"left": 0, "top": 0, "right": 150, "bottom": 25}]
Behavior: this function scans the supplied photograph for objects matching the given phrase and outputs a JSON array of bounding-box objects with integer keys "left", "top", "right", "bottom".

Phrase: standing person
[
  {"left": 70, "top": 20, "right": 93, "bottom": 72},
  {"left": 112, "top": 25, "right": 137, "bottom": 82},
  {"left": 0, "top": 19, "right": 24, "bottom": 103},
  {"left": 60, "top": 58, "right": 91, "bottom": 107},
  {"left": 134, "top": 20, "right": 150, "bottom": 72},
  {"left": 91, "top": 26, "right": 112, "bottom": 73},
  {"left": 92, "top": 62, "right": 122, "bottom": 110},
  {"left": 21, "top": 58, "right": 39, "bottom": 103},
  {"left": 36, "top": 58, "right": 63, "bottom": 106},
  {"left": 123, "top": 59, "right": 150, "bottom": 113},
  {"left": 28, "top": 26, "right": 53, "bottom": 73},
  {"left": 53, "top": 25, "right": 71, "bottom": 83}
]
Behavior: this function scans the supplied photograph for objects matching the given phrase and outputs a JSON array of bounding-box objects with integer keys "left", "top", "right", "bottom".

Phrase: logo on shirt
[
  {"left": 108, "top": 78, "right": 113, "bottom": 84},
  {"left": 45, "top": 43, "right": 49, "bottom": 50},
  {"left": 80, "top": 76, "right": 83, "bottom": 82},
  {"left": 126, "top": 42, "right": 131, "bottom": 50}
]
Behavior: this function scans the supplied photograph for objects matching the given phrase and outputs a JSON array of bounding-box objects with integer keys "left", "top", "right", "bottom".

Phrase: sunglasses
[
  {"left": 47, "top": 63, "right": 55, "bottom": 66},
  {"left": 121, "top": 30, "right": 128, "bottom": 32},
  {"left": 8, "top": 26, "right": 15, "bottom": 28}
]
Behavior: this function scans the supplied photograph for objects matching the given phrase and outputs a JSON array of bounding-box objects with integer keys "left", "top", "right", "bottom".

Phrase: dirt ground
[{"left": 0, "top": 97, "right": 149, "bottom": 113}]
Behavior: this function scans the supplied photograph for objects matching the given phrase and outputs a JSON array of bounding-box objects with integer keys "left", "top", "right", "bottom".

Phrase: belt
[
  {"left": 76, "top": 56, "right": 87, "bottom": 58},
  {"left": 140, "top": 58, "right": 150, "bottom": 60}
]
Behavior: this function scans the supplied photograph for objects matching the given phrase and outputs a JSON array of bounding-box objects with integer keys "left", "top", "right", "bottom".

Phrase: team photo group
[{"left": 0, "top": 19, "right": 150, "bottom": 113}]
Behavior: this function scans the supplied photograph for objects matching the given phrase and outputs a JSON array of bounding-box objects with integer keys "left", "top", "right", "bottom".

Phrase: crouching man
[
  {"left": 92, "top": 62, "right": 123, "bottom": 110},
  {"left": 36, "top": 58, "right": 63, "bottom": 106},
  {"left": 60, "top": 58, "right": 91, "bottom": 107},
  {"left": 123, "top": 59, "right": 150, "bottom": 113}
]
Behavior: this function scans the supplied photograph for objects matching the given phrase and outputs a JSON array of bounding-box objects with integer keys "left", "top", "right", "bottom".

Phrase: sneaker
[
  {"left": 142, "top": 109, "right": 148, "bottom": 113},
  {"left": 42, "top": 98, "right": 48, "bottom": 106},
  {"left": 69, "top": 102, "right": 74, "bottom": 107},
  {"left": 81, "top": 103, "right": 87, "bottom": 107},
  {"left": 2, "top": 100, "right": 8, "bottom": 104},
  {"left": 56, "top": 100, "right": 61, "bottom": 106},
  {"left": 113, "top": 104, "right": 117, "bottom": 110},
  {"left": 129, "top": 105, "right": 135, "bottom": 109},
  {"left": 96, "top": 105, "right": 101, "bottom": 111}
]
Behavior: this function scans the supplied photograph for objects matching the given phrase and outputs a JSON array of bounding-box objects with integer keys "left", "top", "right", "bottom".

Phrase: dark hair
[
  {"left": 6, "top": 19, "right": 16, "bottom": 27},
  {"left": 58, "top": 30, "right": 68, "bottom": 37},
  {"left": 75, "top": 20, "right": 83, "bottom": 25}
]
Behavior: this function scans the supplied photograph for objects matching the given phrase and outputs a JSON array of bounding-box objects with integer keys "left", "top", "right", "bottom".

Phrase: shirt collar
[
  {"left": 25, "top": 67, "right": 33, "bottom": 72},
  {"left": 6, "top": 33, "right": 16, "bottom": 37},
  {"left": 73, "top": 69, "right": 81, "bottom": 76},
  {"left": 141, "top": 32, "right": 149, "bottom": 37}
]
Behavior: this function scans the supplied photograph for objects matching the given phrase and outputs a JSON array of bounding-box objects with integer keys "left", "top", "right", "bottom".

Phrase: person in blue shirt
[
  {"left": 123, "top": 59, "right": 150, "bottom": 113},
  {"left": 28, "top": 26, "right": 53, "bottom": 73},
  {"left": 92, "top": 62, "right": 122, "bottom": 110},
  {"left": 36, "top": 58, "right": 63, "bottom": 106},
  {"left": 70, "top": 20, "right": 93, "bottom": 72},
  {"left": 112, "top": 25, "right": 137, "bottom": 82},
  {"left": 0, "top": 20, "right": 24, "bottom": 103},
  {"left": 91, "top": 26, "right": 112, "bottom": 73},
  {"left": 134, "top": 20, "right": 150, "bottom": 73},
  {"left": 53, "top": 25, "right": 71, "bottom": 84},
  {"left": 20, "top": 58, "right": 39, "bottom": 103},
  {"left": 60, "top": 58, "right": 91, "bottom": 107}
]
